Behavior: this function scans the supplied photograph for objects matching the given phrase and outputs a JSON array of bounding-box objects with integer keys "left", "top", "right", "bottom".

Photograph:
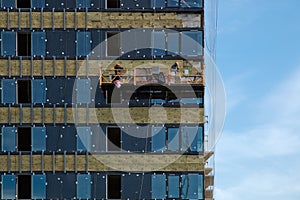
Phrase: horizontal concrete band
[
  {"left": 0, "top": 12, "right": 202, "bottom": 29},
  {"left": 0, "top": 107, "right": 204, "bottom": 124},
  {"left": 0, "top": 59, "right": 188, "bottom": 77},
  {"left": 0, "top": 154, "right": 205, "bottom": 172}
]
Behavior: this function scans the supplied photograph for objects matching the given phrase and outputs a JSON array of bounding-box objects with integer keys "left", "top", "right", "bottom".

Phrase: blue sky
[{"left": 214, "top": 0, "right": 300, "bottom": 199}]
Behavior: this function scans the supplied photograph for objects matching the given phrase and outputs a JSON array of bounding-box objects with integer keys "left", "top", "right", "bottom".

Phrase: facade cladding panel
[{"left": 0, "top": 0, "right": 207, "bottom": 199}]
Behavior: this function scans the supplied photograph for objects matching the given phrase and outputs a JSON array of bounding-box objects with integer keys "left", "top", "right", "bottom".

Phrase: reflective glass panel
[
  {"left": 151, "top": 127, "right": 166, "bottom": 151},
  {"left": 1, "top": 175, "right": 16, "bottom": 199},
  {"left": 32, "top": 127, "right": 46, "bottom": 151},
  {"left": 77, "top": 174, "right": 91, "bottom": 199},
  {"left": 77, "top": 127, "right": 91, "bottom": 151},
  {"left": 167, "top": 128, "right": 179, "bottom": 151},
  {"left": 32, "top": 175, "right": 46, "bottom": 199},
  {"left": 151, "top": 174, "right": 166, "bottom": 199},
  {"left": 1, "top": 127, "right": 16, "bottom": 151}
]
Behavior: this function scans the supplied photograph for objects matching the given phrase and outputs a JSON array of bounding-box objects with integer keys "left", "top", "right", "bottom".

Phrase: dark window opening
[
  {"left": 17, "top": 0, "right": 31, "bottom": 8},
  {"left": 17, "top": 127, "right": 31, "bottom": 151},
  {"left": 107, "top": 0, "right": 120, "bottom": 8},
  {"left": 17, "top": 80, "right": 31, "bottom": 103},
  {"left": 18, "top": 175, "right": 31, "bottom": 199},
  {"left": 107, "top": 175, "right": 121, "bottom": 199},
  {"left": 107, "top": 32, "right": 120, "bottom": 56},
  {"left": 107, "top": 127, "right": 121, "bottom": 151},
  {"left": 106, "top": 89, "right": 121, "bottom": 104},
  {"left": 18, "top": 32, "right": 31, "bottom": 56}
]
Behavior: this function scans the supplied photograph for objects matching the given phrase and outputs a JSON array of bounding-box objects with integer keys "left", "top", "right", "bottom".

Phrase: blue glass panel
[
  {"left": 1, "top": 32, "right": 16, "bottom": 56},
  {"left": 151, "top": 0, "right": 165, "bottom": 8},
  {"left": 31, "top": 32, "right": 46, "bottom": 56},
  {"left": 181, "top": 31, "right": 202, "bottom": 57},
  {"left": 76, "top": 0, "right": 90, "bottom": 8},
  {"left": 1, "top": 127, "right": 16, "bottom": 151},
  {"left": 77, "top": 127, "right": 91, "bottom": 151},
  {"left": 1, "top": 175, "right": 16, "bottom": 199},
  {"left": 167, "top": 32, "right": 179, "bottom": 55},
  {"left": 181, "top": 127, "right": 198, "bottom": 152},
  {"left": 151, "top": 174, "right": 166, "bottom": 199},
  {"left": 32, "top": 127, "right": 46, "bottom": 151},
  {"left": 167, "top": 0, "right": 179, "bottom": 7},
  {"left": 31, "top": 0, "right": 45, "bottom": 8},
  {"left": 77, "top": 32, "right": 91, "bottom": 56},
  {"left": 151, "top": 99, "right": 165, "bottom": 105},
  {"left": 191, "top": 126, "right": 203, "bottom": 152},
  {"left": 168, "top": 175, "right": 179, "bottom": 198},
  {"left": 181, "top": 0, "right": 202, "bottom": 8},
  {"left": 151, "top": 127, "right": 166, "bottom": 152},
  {"left": 1, "top": 0, "right": 15, "bottom": 8},
  {"left": 1, "top": 79, "right": 16, "bottom": 103},
  {"left": 167, "top": 128, "right": 179, "bottom": 151},
  {"left": 181, "top": 97, "right": 202, "bottom": 104},
  {"left": 32, "top": 175, "right": 46, "bottom": 199},
  {"left": 182, "top": 174, "right": 203, "bottom": 199},
  {"left": 77, "top": 174, "right": 91, "bottom": 199},
  {"left": 151, "top": 32, "right": 165, "bottom": 56},
  {"left": 76, "top": 79, "right": 91, "bottom": 103},
  {"left": 32, "top": 79, "right": 46, "bottom": 103}
]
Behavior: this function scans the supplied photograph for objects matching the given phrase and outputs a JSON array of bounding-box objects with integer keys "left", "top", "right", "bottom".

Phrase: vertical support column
[
  {"left": 30, "top": 56, "right": 34, "bottom": 78},
  {"left": 86, "top": 104, "right": 89, "bottom": 126},
  {"left": 7, "top": 152, "right": 11, "bottom": 173},
  {"left": 31, "top": 104, "right": 34, "bottom": 125},
  {"left": 64, "top": 56, "right": 67, "bottom": 78},
  {"left": 6, "top": 8, "right": 10, "bottom": 29},
  {"left": 99, "top": 65, "right": 102, "bottom": 86},
  {"left": 52, "top": 151, "right": 55, "bottom": 174},
  {"left": 41, "top": 151, "right": 45, "bottom": 173},
  {"left": 86, "top": 56, "right": 89, "bottom": 78},
  {"left": 76, "top": 56, "right": 79, "bottom": 78},
  {"left": 8, "top": 105, "right": 11, "bottom": 125},
  {"left": 64, "top": 103, "right": 67, "bottom": 125},
  {"left": 19, "top": 151, "right": 22, "bottom": 173},
  {"left": 63, "top": 8, "right": 66, "bottom": 30},
  {"left": 85, "top": 151, "right": 88, "bottom": 173},
  {"left": 42, "top": 104, "right": 45, "bottom": 125},
  {"left": 134, "top": 68, "right": 136, "bottom": 85},
  {"left": 52, "top": 8, "right": 55, "bottom": 30},
  {"left": 63, "top": 151, "right": 66, "bottom": 173},
  {"left": 41, "top": 8, "right": 44, "bottom": 30},
  {"left": 30, "top": 151, "right": 33, "bottom": 173},
  {"left": 42, "top": 56, "right": 45, "bottom": 78},
  {"left": 74, "top": 9, "right": 77, "bottom": 30},
  {"left": 19, "top": 105, "right": 21, "bottom": 125},
  {"left": 30, "top": 9, "right": 32, "bottom": 30},
  {"left": 75, "top": 104, "right": 78, "bottom": 125},
  {"left": 85, "top": 8, "right": 88, "bottom": 30},
  {"left": 53, "top": 56, "right": 56, "bottom": 78},
  {"left": 18, "top": 9, "right": 21, "bottom": 30},
  {"left": 53, "top": 104, "right": 56, "bottom": 126},
  {"left": 8, "top": 56, "right": 11, "bottom": 78},
  {"left": 75, "top": 151, "right": 78, "bottom": 173},
  {"left": 20, "top": 57, "right": 23, "bottom": 78}
]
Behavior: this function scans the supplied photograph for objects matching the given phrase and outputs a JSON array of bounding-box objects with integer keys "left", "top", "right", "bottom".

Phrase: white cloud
[{"left": 214, "top": 66, "right": 300, "bottom": 200}]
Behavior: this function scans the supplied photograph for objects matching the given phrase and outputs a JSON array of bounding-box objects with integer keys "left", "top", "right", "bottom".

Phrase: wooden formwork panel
[
  {"left": 10, "top": 60, "right": 20, "bottom": 76},
  {"left": 55, "top": 60, "right": 65, "bottom": 76},
  {"left": 54, "top": 12, "right": 64, "bottom": 28},
  {"left": 77, "top": 154, "right": 86, "bottom": 171},
  {"left": 33, "top": 107, "right": 43, "bottom": 124},
  {"left": 33, "top": 60, "right": 43, "bottom": 76},
  {"left": 66, "top": 155, "right": 75, "bottom": 171},
  {"left": 22, "top": 60, "right": 31, "bottom": 76},
  {"left": 0, "top": 108, "right": 8, "bottom": 123},
  {"left": 43, "top": 12, "right": 52, "bottom": 28},
  {"left": 55, "top": 107, "right": 65, "bottom": 124},
  {"left": 76, "top": 12, "right": 86, "bottom": 29},
  {"left": 44, "top": 155, "right": 53, "bottom": 171},
  {"left": 0, "top": 60, "right": 9, "bottom": 76},
  {"left": 22, "top": 107, "right": 32, "bottom": 124},
  {"left": 66, "top": 60, "right": 77, "bottom": 76},
  {"left": 21, "top": 154, "right": 31, "bottom": 171},
  {"left": 9, "top": 12, "right": 18, "bottom": 28},
  {"left": 0, "top": 12, "right": 7, "bottom": 27},
  {"left": 32, "top": 12, "right": 41, "bottom": 28},
  {"left": 10, "top": 155, "right": 19, "bottom": 172},
  {"left": 20, "top": 12, "right": 30, "bottom": 28},
  {"left": 55, "top": 154, "right": 64, "bottom": 171},
  {"left": 44, "top": 60, "right": 54, "bottom": 76},
  {"left": 66, "top": 12, "right": 75, "bottom": 28},
  {"left": 10, "top": 107, "right": 20, "bottom": 124},
  {"left": 44, "top": 108, "right": 53, "bottom": 124},
  {"left": 32, "top": 154, "right": 42, "bottom": 171}
]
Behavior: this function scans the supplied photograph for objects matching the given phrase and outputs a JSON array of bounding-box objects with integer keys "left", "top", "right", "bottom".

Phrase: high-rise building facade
[{"left": 0, "top": 0, "right": 213, "bottom": 199}]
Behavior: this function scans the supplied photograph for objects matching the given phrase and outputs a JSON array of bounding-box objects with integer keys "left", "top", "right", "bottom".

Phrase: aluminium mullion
[
  {"left": 18, "top": 9, "right": 21, "bottom": 30},
  {"left": 64, "top": 56, "right": 67, "bottom": 78},
  {"left": 63, "top": 151, "right": 66, "bottom": 173},
  {"left": 7, "top": 152, "right": 11, "bottom": 173},
  {"left": 8, "top": 56, "right": 11, "bottom": 78},
  {"left": 20, "top": 57, "right": 22, "bottom": 78},
  {"left": 19, "top": 151, "right": 22, "bottom": 173},
  {"left": 52, "top": 151, "right": 55, "bottom": 174},
  {"left": 75, "top": 151, "right": 78, "bottom": 173},
  {"left": 30, "top": 9, "right": 32, "bottom": 30},
  {"left": 52, "top": 8, "right": 55, "bottom": 30},
  {"left": 63, "top": 8, "right": 66, "bottom": 30},
  {"left": 53, "top": 104, "right": 56, "bottom": 126},
  {"left": 30, "top": 57, "right": 34, "bottom": 78},
  {"left": 20, "top": 104, "right": 23, "bottom": 125},
  {"left": 7, "top": 8, "right": 10, "bottom": 30},
  {"left": 53, "top": 56, "right": 56, "bottom": 78},
  {"left": 30, "top": 151, "right": 33, "bottom": 173},
  {"left": 41, "top": 8, "right": 44, "bottom": 29}
]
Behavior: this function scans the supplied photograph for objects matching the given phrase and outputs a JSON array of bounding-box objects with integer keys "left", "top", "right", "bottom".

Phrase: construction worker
[
  {"left": 170, "top": 62, "right": 179, "bottom": 74},
  {"left": 113, "top": 63, "right": 124, "bottom": 88}
]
